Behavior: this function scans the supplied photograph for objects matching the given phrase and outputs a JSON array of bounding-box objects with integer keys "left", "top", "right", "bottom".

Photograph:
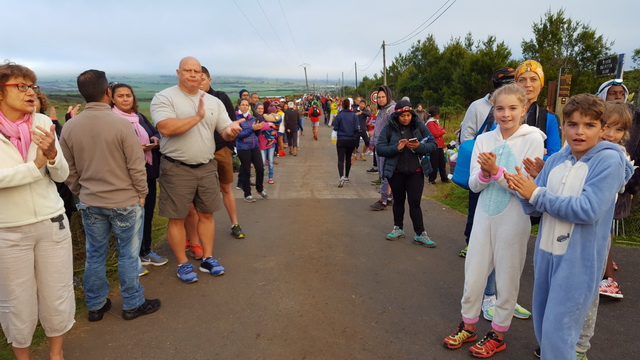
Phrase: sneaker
[
  {"left": 140, "top": 251, "right": 168, "bottom": 266},
  {"left": 268, "top": 178, "right": 275, "bottom": 184},
  {"left": 576, "top": 351, "right": 588, "bottom": 360},
  {"left": 599, "top": 277, "right": 623, "bottom": 298},
  {"left": 88, "top": 298, "right": 111, "bottom": 322},
  {"left": 235, "top": 185, "right": 242, "bottom": 190},
  {"left": 370, "top": 200, "right": 387, "bottom": 211},
  {"left": 122, "top": 298, "right": 161, "bottom": 320},
  {"left": 185, "top": 238, "right": 191, "bottom": 251},
  {"left": 612, "top": 261, "right": 618, "bottom": 271},
  {"left": 366, "top": 167, "right": 378, "bottom": 173},
  {"left": 176, "top": 262, "right": 198, "bottom": 283},
  {"left": 443, "top": 322, "right": 477, "bottom": 349},
  {"left": 482, "top": 295, "right": 496, "bottom": 321},
  {"left": 371, "top": 178, "right": 381, "bottom": 185},
  {"left": 200, "top": 257, "right": 225, "bottom": 276},
  {"left": 386, "top": 226, "right": 405, "bottom": 241},
  {"left": 469, "top": 331, "right": 506, "bottom": 358},
  {"left": 138, "top": 266, "right": 149, "bottom": 277},
  {"left": 231, "top": 224, "right": 245, "bottom": 239},
  {"left": 244, "top": 195, "right": 256, "bottom": 203},
  {"left": 459, "top": 246, "right": 468, "bottom": 258},
  {"left": 360, "top": 155, "right": 366, "bottom": 161},
  {"left": 413, "top": 232, "right": 436, "bottom": 247},
  {"left": 338, "top": 176, "right": 346, "bottom": 188},
  {"left": 259, "top": 190, "right": 269, "bottom": 200},
  {"left": 351, "top": 154, "right": 357, "bottom": 164},
  {"left": 343, "top": 177, "right": 350, "bottom": 182},
  {"left": 514, "top": 303, "right": 531, "bottom": 319},
  {"left": 429, "top": 181, "right": 436, "bottom": 185},
  {"left": 188, "top": 244, "right": 203, "bottom": 260},
  {"left": 534, "top": 347, "right": 540, "bottom": 358}
]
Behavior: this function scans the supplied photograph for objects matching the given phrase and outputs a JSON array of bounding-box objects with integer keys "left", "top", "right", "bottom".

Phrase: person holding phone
[
  {"left": 111, "top": 83, "right": 168, "bottom": 270},
  {"left": 375, "top": 99, "right": 438, "bottom": 246}
]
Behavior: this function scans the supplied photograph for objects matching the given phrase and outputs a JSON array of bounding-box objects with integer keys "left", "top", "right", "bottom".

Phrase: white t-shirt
[{"left": 151, "top": 85, "right": 232, "bottom": 164}]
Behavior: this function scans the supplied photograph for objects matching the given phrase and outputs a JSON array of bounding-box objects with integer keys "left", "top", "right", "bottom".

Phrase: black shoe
[
  {"left": 534, "top": 347, "right": 540, "bottom": 358},
  {"left": 442, "top": 179, "right": 450, "bottom": 183},
  {"left": 366, "top": 167, "right": 378, "bottom": 173},
  {"left": 122, "top": 299, "right": 161, "bottom": 320},
  {"left": 88, "top": 298, "right": 111, "bottom": 322},
  {"left": 429, "top": 181, "right": 436, "bottom": 185}
]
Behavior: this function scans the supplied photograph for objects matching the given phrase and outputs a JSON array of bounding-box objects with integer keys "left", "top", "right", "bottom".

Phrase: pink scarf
[
  {"left": 0, "top": 111, "right": 33, "bottom": 161},
  {"left": 111, "top": 107, "right": 152, "bottom": 165}
]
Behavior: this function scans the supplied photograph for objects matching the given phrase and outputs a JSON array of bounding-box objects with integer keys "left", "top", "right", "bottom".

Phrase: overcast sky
[{"left": 3, "top": 0, "right": 638, "bottom": 83}]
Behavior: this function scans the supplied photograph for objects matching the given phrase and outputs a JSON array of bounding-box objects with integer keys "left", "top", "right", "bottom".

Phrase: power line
[
  {"left": 231, "top": 0, "right": 295, "bottom": 67},
  {"left": 387, "top": 0, "right": 457, "bottom": 47},
  {"left": 256, "top": 0, "right": 297, "bottom": 65},
  {"left": 358, "top": 46, "right": 383, "bottom": 72},
  {"left": 278, "top": 0, "right": 305, "bottom": 63}
]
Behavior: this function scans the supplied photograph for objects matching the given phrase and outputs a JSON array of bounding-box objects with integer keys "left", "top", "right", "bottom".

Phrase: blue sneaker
[
  {"left": 413, "top": 231, "right": 436, "bottom": 247},
  {"left": 140, "top": 251, "right": 168, "bottom": 266},
  {"left": 386, "top": 226, "right": 405, "bottom": 240},
  {"left": 176, "top": 262, "right": 198, "bottom": 283},
  {"left": 200, "top": 257, "right": 225, "bottom": 276}
]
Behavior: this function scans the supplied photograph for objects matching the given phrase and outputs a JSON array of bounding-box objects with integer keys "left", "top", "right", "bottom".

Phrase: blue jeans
[
  {"left": 78, "top": 202, "right": 145, "bottom": 311},
  {"left": 261, "top": 146, "right": 275, "bottom": 179}
]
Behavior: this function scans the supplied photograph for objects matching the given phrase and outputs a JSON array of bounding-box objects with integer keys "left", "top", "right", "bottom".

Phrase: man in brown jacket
[{"left": 60, "top": 70, "right": 160, "bottom": 322}]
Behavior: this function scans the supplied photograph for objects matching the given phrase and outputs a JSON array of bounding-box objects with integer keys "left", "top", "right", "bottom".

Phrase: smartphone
[{"left": 408, "top": 138, "right": 418, "bottom": 142}]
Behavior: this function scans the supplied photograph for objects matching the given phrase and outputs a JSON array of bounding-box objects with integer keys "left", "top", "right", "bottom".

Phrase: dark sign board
[
  {"left": 596, "top": 55, "right": 618, "bottom": 77},
  {"left": 558, "top": 68, "right": 572, "bottom": 97}
]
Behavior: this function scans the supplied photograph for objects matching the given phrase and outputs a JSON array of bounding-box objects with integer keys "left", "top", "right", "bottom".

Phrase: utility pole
[
  {"left": 341, "top": 72, "right": 344, "bottom": 97},
  {"left": 300, "top": 63, "right": 310, "bottom": 91},
  {"left": 355, "top": 62, "right": 358, "bottom": 88},
  {"left": 382, "top": 40, "right": 387, "bottom": 86}
]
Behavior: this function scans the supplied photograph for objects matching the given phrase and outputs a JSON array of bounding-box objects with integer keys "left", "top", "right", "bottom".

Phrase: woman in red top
[{"left": 425, "top": 106, "right": 449, "bottom": 184}]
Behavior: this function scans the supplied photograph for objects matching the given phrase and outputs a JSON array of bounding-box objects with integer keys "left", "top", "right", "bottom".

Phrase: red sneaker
[
  {"left": 469, "top": 331, "right": 506, "bottom": 358},
  {"left": 189, "top": 244, "right": 203, "bottom": 260},
  {"left": 185, "top": 238, "right": 191, "bottom": 251},
  {"left": 443, "top": 322, "right": 477, "bottom": 349}
]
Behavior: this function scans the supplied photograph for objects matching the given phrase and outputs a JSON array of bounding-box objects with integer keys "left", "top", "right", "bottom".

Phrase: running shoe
[
  {"left": 576, "top": 351, "right": 588, "bottom": 360},
  {"left": 366, "top": 167, "right": 378, "bottom": 173},
  {"left": 443, "top": 322, "right": 477, "bottom": 349},
  {"left": 138, "top": 265, "right": 149, "bottom": 277},
  {"left": 369, "top": 200, "right": 387, "bottom": 211},
  {"left": 185, "top": 238, "right": 191, "bottom": 251},
  {"left": 200, "top": 257, "right": 225, "bottom": 276},
  {"left": 268, "top": 178, "right": 275, "bottom": 184},
  {"left": 360, "top": 154, "right": 366, "bottom": 161},
  {"left": 140, "top": 251, "right": 168, "bottom": 266},
  {"left": 599, "top": 277, "right": 623, "bottom": 299},
  {"left": 413, "top": 231, "right": 436, "bottom": 248},
  {"left": 513, "top": 303, "right": 531, "bottom": 319},
  {"left": 459, "top": 246, "right": 468, "bottom": 258},
  {"left": 386, "top": 226, "right": 405, "bottom": 240},
  {"left": 351, "top": 154, "right": 357, "bottom": 164},
  {"left": 469, "top": 331, "right": 506, "bottom": 358},
  {"left": 231, "top": 224, "right": 245, "bottom": 239},
  {"left": 338, "top": 176, "right": 346, "bottom": 188},
  {"left": 612, "top": 261, "right": 618, "bottom": 271},
  {"left": 244, "top": 195, "right": 256, "bottom": 203},
  {"left": 260, "top": 190, "right": 269, "bottom": 200},
  {"left": 176, "top": 262, "right": 198, "bottom": 283},
  {"left": 482, "top": 295, "right": 496, "bottom": 321},
  {"left": 188, "top": 244, "right": 203, "bottom": 260},
  {"left": 371, "top": 178, "right": 381, "bottom": 185}
]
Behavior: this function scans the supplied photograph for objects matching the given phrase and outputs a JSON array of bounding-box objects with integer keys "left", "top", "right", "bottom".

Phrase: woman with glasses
[
  {"left": 110, "top": 83, "right": 168, "bottom": 271},
  {"left": 0, "top": 63, "right": 74, "bottom": 360}
]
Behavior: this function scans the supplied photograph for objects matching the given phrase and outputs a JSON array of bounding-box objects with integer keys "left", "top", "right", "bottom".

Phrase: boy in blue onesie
[{"left": 506, "top": 94, "right": 633, "bottom": 360}]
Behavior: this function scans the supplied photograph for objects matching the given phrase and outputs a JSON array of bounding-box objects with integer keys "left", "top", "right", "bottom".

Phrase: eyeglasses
[{"left": 2, "top": 83, "right": 41, "bottom": 93}]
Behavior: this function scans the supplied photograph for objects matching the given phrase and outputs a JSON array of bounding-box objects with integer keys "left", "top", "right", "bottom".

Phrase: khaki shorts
[
  {"left": 158, "top": 157, "right": 222, "bottom": 218},
  {"left": 214, "top": 147, "right": 234, "bottom": 185}
]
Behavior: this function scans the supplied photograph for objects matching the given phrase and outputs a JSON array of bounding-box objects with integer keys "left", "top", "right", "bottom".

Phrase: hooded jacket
[
  {"left": 371, "top": 85, "right": 396, "bottom": 148},
  {"left": 376, "top": 111, "right": 437, "bottom": 179},
  {"left": 235, "top": 111, "right": 259, "bottom": 150}
]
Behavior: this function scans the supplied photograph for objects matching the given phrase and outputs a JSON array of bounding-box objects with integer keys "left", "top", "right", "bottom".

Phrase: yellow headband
[{"left": 515, "top": 60, "right": 544, "bottom": 85}]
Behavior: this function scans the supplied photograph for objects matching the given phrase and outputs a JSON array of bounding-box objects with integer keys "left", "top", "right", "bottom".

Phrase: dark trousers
[
  {"left": 359, "top": 130, "right": 370, "bottom": 148},
  {"left": 464, "top": 190, "right": 481, "bottom": 244},
  {"left": 140, "top": 177, "right": 157, "bottom": 256},
  {"left": 428, "top": 147, "right": 448, "bottom": 182},
  {"left": 336, "top": 139, "right": 358, "bottom": 178},
  {"left": 237, "top": 147, "right": 264, "bottom": 197},
  {"left": 388, "top": 171, "right": 425, "bottom": 234}
]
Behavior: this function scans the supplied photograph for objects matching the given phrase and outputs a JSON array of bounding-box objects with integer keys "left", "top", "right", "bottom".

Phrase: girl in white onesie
[{"left": 443, "top": 83, "right": 545, "bottom": 358}]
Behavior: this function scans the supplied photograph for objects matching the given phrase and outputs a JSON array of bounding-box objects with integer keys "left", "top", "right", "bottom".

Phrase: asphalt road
[{"left": 35, "top": 121, "right": 639, "bottom": 360}]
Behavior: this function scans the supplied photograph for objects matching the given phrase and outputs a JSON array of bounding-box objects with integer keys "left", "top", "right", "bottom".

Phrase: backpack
[{"left": 311, "top": 106, "right": 320, "bottom": 117}]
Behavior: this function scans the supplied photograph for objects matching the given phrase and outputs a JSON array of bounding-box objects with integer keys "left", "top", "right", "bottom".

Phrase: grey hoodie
[{"left": 371, "top": 85, "right": 396, "bottom": 148}]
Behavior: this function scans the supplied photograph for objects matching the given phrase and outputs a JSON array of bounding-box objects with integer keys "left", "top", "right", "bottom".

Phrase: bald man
[{"left": 150, "top": 56, "right": 243, "bottom": 283}]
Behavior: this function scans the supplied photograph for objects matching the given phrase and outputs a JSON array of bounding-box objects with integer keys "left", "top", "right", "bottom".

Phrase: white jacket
[{"left": 0, "top": 113, "right": 69, "bottom": 227}]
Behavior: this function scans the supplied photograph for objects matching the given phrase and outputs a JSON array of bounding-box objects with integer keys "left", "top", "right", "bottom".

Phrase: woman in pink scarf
[
  {"left": 0, "top": 63, "right": 74, "bottom": 360},
  {"left": 110, "top": 83, "right": 167, "bottom": 270}
]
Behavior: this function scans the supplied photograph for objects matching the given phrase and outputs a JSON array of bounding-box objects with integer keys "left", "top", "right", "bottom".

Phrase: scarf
[
  {"left": 0, "top": 111, "right": 32, "bottom": 161},
  {"left": 111, "top": 107, "right": 152, "bottom": 165}
]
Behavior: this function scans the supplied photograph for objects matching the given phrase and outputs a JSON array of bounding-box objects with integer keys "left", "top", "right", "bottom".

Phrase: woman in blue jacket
[
  {"left": 236, "top": 98, "right": 267, "bottom": 202},
  {"left": 376, "top": 99, "right": 437, "bottom": 246},
  {"left": 333, "top": 98, "right": 360, "bottom": 187}
]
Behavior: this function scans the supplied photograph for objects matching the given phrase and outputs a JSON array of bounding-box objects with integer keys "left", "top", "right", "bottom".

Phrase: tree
[
  {"left": 632, "top": 48, "right": 640, "bottom": 69},
  {"left": 521, "top": 8, "right": 613, "bottom": 104}
]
